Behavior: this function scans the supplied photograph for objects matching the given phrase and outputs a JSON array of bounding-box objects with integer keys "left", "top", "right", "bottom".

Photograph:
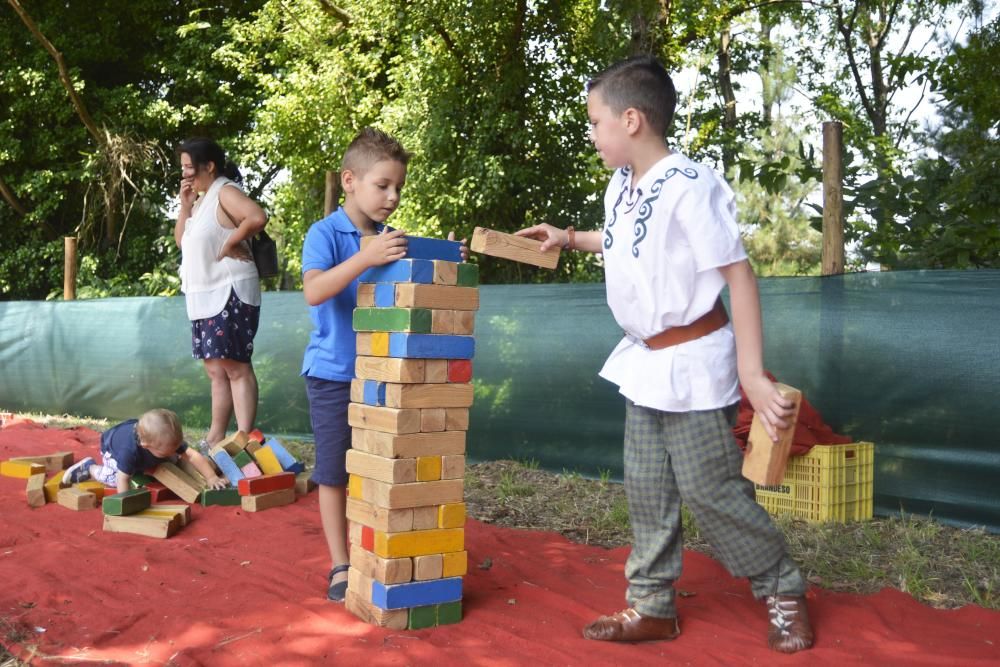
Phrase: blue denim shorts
[{"left": 305, "top": 376, "right": 351, "bottom": 486}]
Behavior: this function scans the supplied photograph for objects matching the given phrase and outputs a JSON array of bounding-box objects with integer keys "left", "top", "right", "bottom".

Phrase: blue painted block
[
  {"left": 388, "top": 333, "right": 475, "bottom": 359},
  {"left": 359, "top": 259, "right": 434, "bottom": 284},
  {"left": 374, "top": 283, "right": 396, "bottom": 307},
  {"left": 264, "top": 438, "right": 306, "bottom": 474},
  {"left": 399, "top": 236, "right": 463, "bottom": 263},
  {"left": 212, "top": 450, "right": 246, "bottom": 485},
  {"left": 372, "top": 577, "right": 463, "bottom": 610},
  {"left": 362, "top": 380, "right": 386, "bottom": 406}
]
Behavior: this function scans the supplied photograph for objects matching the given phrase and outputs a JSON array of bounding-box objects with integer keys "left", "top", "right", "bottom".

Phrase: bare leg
[
  {"left": 318, "top": 484, "right": 350, "bottom": 584},
  {"left": 221, "top": 359, "right": 258, "bottom": 434},
  {"left": 203, "top": 359, "right": 234, "bottom": 445}
]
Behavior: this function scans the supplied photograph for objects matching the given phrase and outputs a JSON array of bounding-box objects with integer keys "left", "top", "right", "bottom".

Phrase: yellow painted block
[
  {"left": 348, "top": 474, "right": 363, "bottom": 499},
  {"left": 416, "top": 456, "right": 442, "bottom": 481},
  {"left": 438, "top": 502, "right": 466, "bottom": 529},
  {"left": 76, "top": 480, "right": 112, "bottom": 499},
  {"left": 371, "top": 331, "right": 389, "bottom": 357},
  {"left": 44, "top": 472, "right": 67, "bottom": 503},
  {"left": 254, "top": 446, "right": 285, "bottom": 475},
  {"left": 373, "top": 527, "right": 464, "bottom": 558},
  {"left": 1, "top": 460, "right": 45, "bottom": 479},
  {"left": 442, "top": 550, "right": 468, "bottom": 578}
]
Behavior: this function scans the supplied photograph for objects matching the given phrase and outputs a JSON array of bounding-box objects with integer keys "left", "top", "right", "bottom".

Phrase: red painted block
[
  {"left": 248, "top": 429, "right": 265, "bottom": 443},
  {"left": 448, "top": 359, "right": 472, "bottom": 383},
  {"left": 144, "top": 482, "right": 179, "bottom": 503},
  {"left": 362, "top": 525, "right": 375, "bottom": 551},
  {"left": 237, "top": 472, "right": 295, "bottom": 496}
]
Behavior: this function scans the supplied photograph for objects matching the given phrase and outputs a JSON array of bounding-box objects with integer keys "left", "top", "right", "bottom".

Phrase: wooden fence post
[
  {"left": 63, "top": 236, "right": 77, "bottom": 300},
  {"left": 822, "top": 121, "right": 845, "bottom": 275},
  {"left": 324, "top": 171, "right": 341, "bottom": 217}
]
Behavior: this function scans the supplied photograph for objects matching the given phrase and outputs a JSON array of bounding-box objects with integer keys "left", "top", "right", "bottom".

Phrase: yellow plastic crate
[{"left": 754, "top": 442, "right": 874, "bottom": 523}]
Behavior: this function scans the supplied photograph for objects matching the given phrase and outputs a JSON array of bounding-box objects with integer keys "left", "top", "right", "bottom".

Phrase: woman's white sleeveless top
[{"left": 179, "top": 177, "right": 260, "bottom": 321}]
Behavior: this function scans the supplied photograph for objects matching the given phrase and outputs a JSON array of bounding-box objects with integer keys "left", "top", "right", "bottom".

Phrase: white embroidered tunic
[{"left": 598, "top": 152, "right": 749, "bottom": 412}]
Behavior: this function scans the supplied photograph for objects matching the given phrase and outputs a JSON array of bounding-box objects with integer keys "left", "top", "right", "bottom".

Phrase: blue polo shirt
[
  {"left": 100, "top": 419, "right": 188, "bottom": 476},
  {"left": 301, "top": 207, "right": 384, "bottom": 382}
]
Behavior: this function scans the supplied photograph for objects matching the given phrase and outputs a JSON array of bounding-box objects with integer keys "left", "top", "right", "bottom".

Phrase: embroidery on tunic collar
[
  {"left": 629, "top": 166, "right": 699, "bottom": 257},
  {"left": 604, "top": 166, "right": 641, "bottom": 250}
]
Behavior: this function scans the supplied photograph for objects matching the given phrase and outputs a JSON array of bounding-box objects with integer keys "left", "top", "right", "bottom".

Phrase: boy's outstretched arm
[
  {"left": 718, "top": 259, "right": 794, "bottom": 441},
  {"left": 303, "top": 228, "right": 407, "bottom": 306},
  {"left": 515, "top": 224, "right": 603, "bottom": 253},
  {"left": 182, "top": 449, "right": 228, "bottom": 490},
  {"left": 116, "top": 472, "right": 132, "bottom": 494}
]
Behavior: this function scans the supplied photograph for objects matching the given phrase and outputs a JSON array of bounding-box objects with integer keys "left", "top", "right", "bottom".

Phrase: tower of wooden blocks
[{"left": 345, "top": 236, "right": 477, "bottom": 630}]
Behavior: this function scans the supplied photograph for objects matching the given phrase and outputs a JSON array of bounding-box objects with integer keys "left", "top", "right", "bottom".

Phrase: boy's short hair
[
  {"left": 341, "top": 127, "right": 410, "bottom": 176},
  {"left": 587, "top": 56, "right": 677, "bottom": 137},
  {"left": 137, "top": 409, "right": 183, "bottom": 450}
]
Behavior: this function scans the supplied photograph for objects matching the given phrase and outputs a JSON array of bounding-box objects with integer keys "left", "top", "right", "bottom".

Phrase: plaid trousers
[{"left": 622, "top": 399, "right": 805, "bottom": 618}]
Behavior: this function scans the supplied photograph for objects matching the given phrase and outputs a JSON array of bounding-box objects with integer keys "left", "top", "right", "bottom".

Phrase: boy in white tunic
[{"left": 517, "top": 56, "right": 814, "bottom": 653}]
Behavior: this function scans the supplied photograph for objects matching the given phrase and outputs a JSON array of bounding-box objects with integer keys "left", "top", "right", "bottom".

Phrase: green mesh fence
[{"left": 1, "top": 270, "right": 998, "bottom": 531}]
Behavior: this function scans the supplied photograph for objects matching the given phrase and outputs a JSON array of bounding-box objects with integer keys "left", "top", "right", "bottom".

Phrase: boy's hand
[
  {"left": 515, "top": 224, "right": 567, "bottom": 252},
  {"left": 446, "top": 231, "right": 469, "bottom": 261},
  {"left": 361, "top": 228, "right": 407, "bottom": 266},
  {"left": 205, "top": 475, "right": 229, "bottom": 490},
  {"left": 742, "top": 374, "right": 795, "bottom": 442}
]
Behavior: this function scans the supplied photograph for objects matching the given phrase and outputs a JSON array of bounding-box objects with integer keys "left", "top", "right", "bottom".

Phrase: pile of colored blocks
[{"left": 345, "top": 236, "right": 477, "bottom": 630}]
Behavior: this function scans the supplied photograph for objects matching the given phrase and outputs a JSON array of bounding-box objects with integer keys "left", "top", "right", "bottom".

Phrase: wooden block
[
  {"left": 26, "top": 473, "right": 46, "bottom": 507},
  {"left": 420, "top": 408, "right": 447, "bottom": 433},
  {"left": 102, "top": 488, "right": 152, "bottom": 516},
  {"left": 432, "top": 260, "right": 458, "bottom": 285},
  {"left": 350, "top": 544, "right": 413, "bottom": 584},
  {"left": 200, "top": 487, "right": 242, "bottom": 506},
  {"left": 441, "top": 455, "right": 465, "bottom": 480},
  {"left": 356, "top": 332, "right": 390, "bottom": 357},
  {"left": 372, "top": 576, "right": 463, "bottom": 610},
  {"left": 456, "top": 262, "right": 478, "bottom": 287},
  {"left": 252, "top": 446, "right": 284, "bottom": 475},
  {"left": 151, "top": 462, "right": 203, "bottom": 503},
  {"left": 373, "top": 283, "right": 396, "bottom": 307},
  {"left": 346, "top": 449, "right": 417, "bottom": 484},
  {"left": 295, "top": 472, "right": 316, "bottom": 495},
  {"left": 445, "top": 408, "right": 470, "bottom": 431},
  {"left": 392, "top": 284, "right": 479, "bottom": 311},
  {"left": 211, "top": 450, "right": 246, "bottom": 486},
  {"left": 348, "top": 403, "right": 421, "bottom": 435},
  {"left": 346, "top": 589, "right": 409, "bottom": 630},
  {"left": 412, "top": 506, "right": 439, "bottom": 530},
  {"left": 241, "top": 486, "right": 296, "bottom": 512},
  {"left": 348, "top": 565, "right": 372, "bottom": 602},
  {"left": 356, "top": 356, "right": 426, "bottom": 383},
  {"left": 352, "top": 428, "right": 466, "bottom": 459},
  {"left": 353, "top": 307, "right": 432, "bottom": 333},
  {"left": 374, "top": 527, "right": 464, "bottom": 559},
  {"left": 424, "top": 359, "right": 449, "bottom": 383},
  {"left": 357, "top": 282, "right": 375, "bottom": 307},
  {"left": 437, "top": 599, "right": 463, "bottom": 625},
  {"left": 409, "top": 601, "right": 462, "bottom": 629},
  {"left": 143, "top": 482, "right": 180, "bottom": 503},
  {"left": 470, "top": 226, "right": 560, "bottom": 269},
  {"left": 214, "top": 432, "right": 248, "bottom": 456},
  {"left": 240, "top": 461, "right": 263, "bottom": 479},
  {"left": 177, "top": 458, "right": 210, "bottom": 486},
  {"left": 383, "top": 382, "right": 474, "bottom": 409},
  {"left": 349, "top": 519, "right": 364, "bottom": 546},
  {"left": 448, "top": 359, "right": 472, "bottom": 383},
  {"left": 43, "top": 472, "right": 67, "bottom": 503},
  {"left": 416, "top": 456, "right": 442, "bottom": 482},
  {"left": 57, "top": 487, "right": 98, "bottom": 511},
  {"left": 413, "top": 554, "right": 443, "bottom": 581},
  {"left": 398, "top": 236, "right": 463, "bottom": 263},
  {"left": 388, "top": 333, "right": 475, "bottom": 360},
  {"left": 430, "top": 309, "right": 455, "bottom": 334},
  {"left": 438, "top": 502, "right": 466, "bottom": 529},
  {"left": 245, "top": 439, "right": 262, "bottom": 455},
  {"left": 238, "top": 471, "right": 295, "bottom": 496},
  {"left": 453, "top": 310, "right": 475, "bottom": 335},
  {"left": 346, "top": 496, "right": 414, "bottom": 533},
  {"left": 233, "top": 449, "right": 255, "bottom": 468},
  {"left": 358, "top": 257, "right": 435, "bottom": 284},
  {"left": 741, "top": 384, "right": 803, "bottom": 486},
  {"left": 1, "top": 460, "right": 45, "bottom": 479},
  {"left": 363, "top": 478, "right": 464, "bottom": 510},
  {"left": 103, "top": 513, "right": 179, "bottom": 539},
  {"left": 442, "top": 551, "right": 468, "bottom": 578},
  {"left": 348, "top": 473, "right": 363, "bottom": 499},
  {"left": 264, "top": 438, "right": 305, "bottom": 474},
  {"left": 76, "top": 480, "right": 112, "bottom": 499},
  {"left": 148, "top": 503, "right": 193, "bottom": 526},
  {"left": 361, "top": 525, "right": 375, "bottom": 551},
  {"left": 9, "top": 451, "right": 74, "bottom": 473},
  {"left": 247, "top": 429, "right": 265, "bottom": 444}
]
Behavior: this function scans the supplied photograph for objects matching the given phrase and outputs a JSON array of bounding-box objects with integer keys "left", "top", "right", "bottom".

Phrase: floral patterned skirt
[{"left": 190, "top": 289, "right": 260, "bottom": 363}]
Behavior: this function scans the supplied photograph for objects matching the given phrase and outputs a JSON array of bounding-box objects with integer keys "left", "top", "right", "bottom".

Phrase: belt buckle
[{"left": 623, "top": 330, "right": 649, "bottom": 349}]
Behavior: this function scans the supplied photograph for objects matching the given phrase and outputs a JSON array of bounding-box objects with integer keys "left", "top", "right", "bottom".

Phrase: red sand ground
[{"left": 2, "top": 419, "right": 998, "bottom": 666}]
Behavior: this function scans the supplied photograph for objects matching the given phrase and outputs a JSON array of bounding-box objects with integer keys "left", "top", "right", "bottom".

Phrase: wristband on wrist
[{"left": 564, "top": 226, "right": 575, "bottom": 250}]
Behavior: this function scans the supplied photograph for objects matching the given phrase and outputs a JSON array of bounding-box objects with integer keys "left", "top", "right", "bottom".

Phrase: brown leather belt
[{"left": 633, "top": 298, "right": 729, "bottom": 350}]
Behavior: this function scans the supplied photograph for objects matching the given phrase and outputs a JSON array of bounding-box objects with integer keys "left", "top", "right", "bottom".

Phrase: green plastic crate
[{"left": 754, "top": 442, "right": 874, "bottom": 523}]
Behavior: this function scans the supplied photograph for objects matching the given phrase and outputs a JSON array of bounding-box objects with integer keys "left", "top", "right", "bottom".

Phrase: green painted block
[
  {"left": 200, "top": 487, "right": 242, "bottom": 506},
  {"left": 102, "top": 488, "right": 152, "bottom": 516},
  {"left": 353, "top": 308, "right": 432, "bottom": 333},
  {"left": 232, "top": 450, "right": 254, "bottom": 468},
  {"left": 129, "top": 473, "right": 156, "bottom": 488},
  {"left": 408, "top": 605, "right": 438, "bottom": 630},
  {"left": 456, "top": 263, "right": 479, "bottom": 287},
  {"left": 437, "top": 600, "right": 462, "bottom": 625}
]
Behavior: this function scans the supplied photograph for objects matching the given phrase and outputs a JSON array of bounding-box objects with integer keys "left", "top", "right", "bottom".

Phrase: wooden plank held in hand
[
  {"left": 470, "top": 227, "right": 560, "bottom": 269},
  {"left": 741, "top": 383, "right": 803, "bottom": 486}
]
